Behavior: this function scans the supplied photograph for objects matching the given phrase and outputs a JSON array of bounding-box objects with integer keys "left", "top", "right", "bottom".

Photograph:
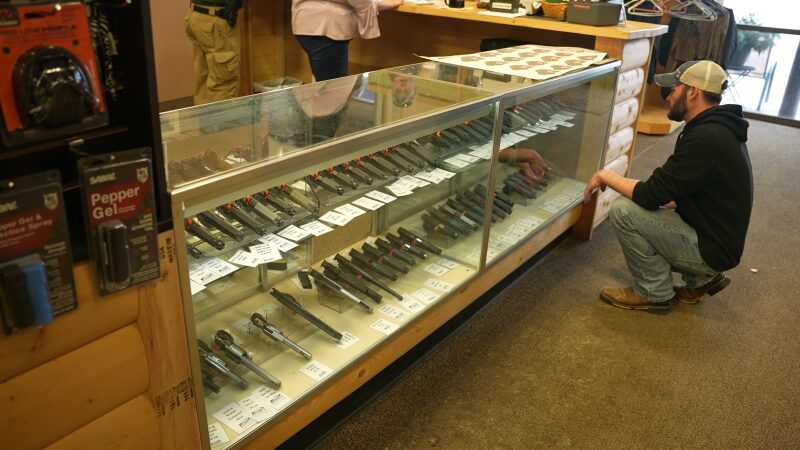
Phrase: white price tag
[
  {"left": 299, "top": 360, "right": 334, "bottom": 381},
  {"left": 411, "top": 288, "right": 440, "bottom": 304},
  {"left": 378, "top": 304, "right": 409, "bottom": 321},
  {"left": 189, "top": 267, "right": 220, "bottom": 285},
  {"left": 424, "top": 278, "right": 454, "bottom": 292},
  {"left": 300, "top": 220, "right": 335, "bottom": 236},
  {"left": 352, "top": 197, "right": 384, "bottom": 211},
  {"left": 517, "top": 217, "right": 544, "bottom": 228},
  {"left": 228, "top": 250, "right": 262, "bottom": 267},
  {"left": 208, "top": 423, "right": 230, "bottom": 447},
  {"left": 397, "top": 296, "right": 425, "bottom": 313},
  {"left": 252, "top": 385, "right": 292, "bottom": 410},
  {"left": 277, "top": 225, "right": 312, "bottom": 242},
  {"left": 189, "top": 280, "right": 205, "bottom": 295},
  {"left": 400, "top": 175, "right": 430, "bottom": 188},
  {"left": 489, "top": 238, "right": 511, "bottom": 249},
  {"left": 431, "top": 168, "right": 457, "bottom": 179},
  {"left": 336, "top": 331, "right": 360, "bottom": 350},
  {"left": 509, "top": 224, "right": 533, "bottom": 235},
  {"left": 496, "top": 234, "right": 518, "bottom": 246},
  {"left": 414, "top": 171, "right": 445, "bottom": 184},
  {"left": 212, "top": 402, "right": 257, "bottom": 434},
  {"left": 504, "top": 229, "right": 528, "bottom": 241},
  {"left": 468, "top": 149, "right": 492, "bottom": 160},
  {"left": 249, "top": 243, "right": 282, "bottom": 263},
  {"left": 514, "top": 129, "right": 535, "bottom": 138},
  {"left": 386, "top": 184, "right": 413, "bottom": 197},
  {"left": 443, "top": 157, "right": 470, "bottom": 168},
  {"left": 203, "top": 258, "right": 239, "bottom": 277},
  {"left": 318, "top": 211, "right": 351, "bottom": 226},
  {"left": 259, "top": 233, "right": 299, "bottom": 252},
  {"left": 540, "top": 201, "right": 564, "bottom": 214},
  {"left": 452, "top": 153, "right": 481, "bottom": 163},
  {"left": 551, "top": 113, "right": 572, "bottom": 120},
  {"left": 532, "top": 126, "right": 551, "bottom": 134},
  {"left": 365, "top": 190, "right": 397, "bottom": 203},
  {"left": 435, "top": 258, "right": 459, "bottom": 270},
  {"left": 334, "top": 203, "right": 367, "bottom": 218},
  {"left": 423, "top": 263, "right": 449, "bottom": 277},
  {"left": 370, "top": 318, "right": 400, "bottom": 335},
  {"left": 240, "top": 394, "right": 277, "bottom": 422}
]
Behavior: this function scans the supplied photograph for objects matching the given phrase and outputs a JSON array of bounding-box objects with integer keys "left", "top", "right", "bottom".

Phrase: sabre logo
[
  {"left": 90, "top": 173, "right": 117, "bottom": 185},
  {"left": 0, "top": 201, "right": 18, "bottom": 213}
]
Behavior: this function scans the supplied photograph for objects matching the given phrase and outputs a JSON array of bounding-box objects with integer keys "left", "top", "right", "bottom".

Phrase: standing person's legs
[
  {"left": 185, "top": 11, "right": 208, "bottom": 105},
  {"left": 185, "top": 10, "right": 240, "bottom": 105},
  {"left": 608, "top": 197, "right": 717, "bottom": 302},
  {"left": 295, "top": 35, "right": 350, "bottom": 81}
]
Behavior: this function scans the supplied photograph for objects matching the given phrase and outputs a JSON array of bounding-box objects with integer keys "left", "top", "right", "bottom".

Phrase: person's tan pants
[{"left": 185, "top": 8, "right": 240, "bottom": 105}]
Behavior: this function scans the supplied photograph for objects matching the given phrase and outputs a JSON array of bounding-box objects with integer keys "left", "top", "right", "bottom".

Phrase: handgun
[
  {"left": 375, "top": 238, "right": 416, "bottom": 266},
  {"left": 448, "top": 126, "right": 473, "bottom": 143},
  {"left": 367, "top": 153, "right": 401, "bottom": 176},
  {"left": 386, "top": 232, "right": 427, "bottom": 259},
  {"left": 394, "top": 145, "right": 426, "bottom": 168},
  {"left": 187, "top": 242, "right": 203, "bottom": 259},
  {"left": 297, "top": 270, "right": 312, "bottom": 289},
  {"left": 214, "top": 330, "right": 282, "bottom": 388},
  {"left": 279, "top": 185, "right": 319, "bottom": 213},
  {"left": 400, "top": 141, "right": 436, "bottom": 166},
  {"left": 457, "top": 122, "right": 486, "bottom": 142},
  {"left": 269, "top": 288, "right": 344, "bottom": 340},
  {"left": 348, "top": 249, "right": 398, "bottom": 281},
  {"left": 430, "top": 131, "right": 451, "bottom": 148},
  {"left": 446, "top": 198, "right": 486, "bottom": 225},
  {"left": 421, "top": 213, "right": 461, "bottom": 239},
  {"left": 259, "top": 189, "right": 296, "bottom": 215},
  {"left": 473, "top": 185, "right": 514, "bottom": 215},
  {"left": 354, "top": 157, "right": 387, "bottom": 180},
  {"left": 382, "top": 149, "right": 415, "bottom": 173},
  {"left": 334, "top": 254, "right": 403, "bottom": 300},
  {"left": 198, "top": 211, "right": 245, "bottom": 241},
  {"left": 201, "top": 366, "right": 221, "bottom": 393},
  {"left": 219, "top": 203, "right": 267, "bottom": 235},
  {"left": 440, "top": 129, "right": 464, "bottom": 145},
  {"left": 503, "top": 177, "right": 538, "bottom": 198},
  {"left": 306, "top": 174, "right": 344, "bottom": 195},
  {"left": 308, "top": 268, "right": 373, "bottom": 312},
  {"left": 362, "top": 242, "right": 409, "bottom": 274},
  {"left": 325, "top": 166, "right": 358, "bottom": 189},
  {"left": 198, "top": 339, "right": 249, "bottom": 388},
  {"left": 321, "top": 261, "right": 383, "bottom": 303},
  {"left": 238, "top": 196, "right": 284, "bottom": 226},
  {"left": 185, "top": 218, "right": 225, "bottom": 250},
  {"left": 463, "top": 190, "right": 507, "bottom": 219},
  {"left": 427, "top": 208, "right": 473, "bottom": 234},
  {"left": 397, "top": 227, "right": 443, "bottom": 255},
  {"left": 340, "top": 162, "right": 373, "bottom": 185},
  {"left": 250, "top": 313, "right": 312, "bottom": 359},
  {"left": 440, "top": 205, "right": 480, "bottom": 231},
  {"left": 476, "top": 183, "right": 515, "bottom": 207}
]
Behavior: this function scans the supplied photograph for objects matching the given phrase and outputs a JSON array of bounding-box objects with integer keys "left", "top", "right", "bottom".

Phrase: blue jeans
[
  {"left": 609, "top": 197, "right": 719, "bottom": 302},
  {"left": 295, "top": 35, "right": 349, "bottom": 81}
]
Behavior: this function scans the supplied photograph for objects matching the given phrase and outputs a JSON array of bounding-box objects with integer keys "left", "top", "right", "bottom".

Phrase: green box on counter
[{"left": 566, "top": 1, "right": 622, "bottom": 26}]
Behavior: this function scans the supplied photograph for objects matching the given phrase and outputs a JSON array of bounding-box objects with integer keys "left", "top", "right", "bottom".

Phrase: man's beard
[{"left": 667, "top": 89, "right": 688, "bottom": 121}]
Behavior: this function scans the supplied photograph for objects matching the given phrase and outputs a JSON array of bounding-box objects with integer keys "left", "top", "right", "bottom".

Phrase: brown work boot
[
  {"left": 676, "top": 273, "right": 730, "bottom": 304},
  {"left": 599, "top": 286, "right": 674, "bottom": 311}
]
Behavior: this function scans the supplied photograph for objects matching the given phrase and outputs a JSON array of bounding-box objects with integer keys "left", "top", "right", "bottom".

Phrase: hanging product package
[
  {"left": 0, "top": 170, "right": 77, "bottom": 334},
  {"left": 78, "top": 148, "right": 160, "bottom": 295},
  {"left": 0, "top": 1, "right": 108, "bottom": 149}
]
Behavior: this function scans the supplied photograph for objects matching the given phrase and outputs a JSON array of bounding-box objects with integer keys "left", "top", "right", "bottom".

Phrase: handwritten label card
[
  {"left": 424, "top": 278, "right": 455, "bottom": 292},
  {"left": 370, "top": 318, "right": 400, "bottom": 335},
  {"left": 352, "top": 197, "right": 384, "bottom": 211},
  {"left": 259, "top": 233, "right": 299, "bottom": 252},
  {"left": 208, "top": 423, "right": 230, "bottom": 447},
  {"left": 212, "top": 402, "right": 257, "bottom": 434},
  {"left": 424, "top": 263, "right": 449, "bottom": 277},
  {"left": 336, "top": 331, "right": 360, "bottom": 350},
  {"left": 378, "top": 304, "right": 409, "bottom": 321},
  {"left": 319, "top": 211, "right": 351, "bottom": 227},
  {"left": 300, "top": 220, "right": 334, "bottom": 236},
  {"left": 411, "top": 288, "right": 440, "bottom": 304},
  {"left": 250, "top": 242, "right": 282, "bottom": 263},
  {"left": 365, "top": 190, "right": 397, "bottom": 203},
  {"left": 299, "top": 360, "right": 334, "bottom": 381},
  {"left": 277, "top": 225, "right": 312, "bottom": 242},
  {"left": 334, "top": 203, "right": 367, "bottom": 218}
]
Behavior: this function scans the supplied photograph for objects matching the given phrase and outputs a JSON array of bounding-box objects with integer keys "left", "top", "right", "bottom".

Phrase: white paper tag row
[
  {"left": 240, "top": 394, "right": 278, "bottom": 422},
  {"left": 378, "top": 304, "right": 409, "bottom": 321},
  {"left": 299, "top": 360, "right": 334, "bottom": 381},
  {"left": 365, "top": 190, "right": 397, "bottom": 203},
  {"left": 336, "top": 331, "right": 360, "bottom": 350},
  {"left": 318, "top": 211, "right": 351, "bottom": 227},
  {"left": 212, "top": 402, "right": 258, "bottom": 434},
  {"left": 351, "top": 196, "right": 384, "bottom": 211},
  {"left": 250, "top": 242, "right": 282, "bottom": 263},
  {"left": 208, "top": 423, "right": 230, "bottom": 447},
  {"left": 396, "top": 295, "right": 425, "bottom": 313},
  {"left": 424, "top": 278, "right": 455, "bottom": 292},
  {"left": 335, "top": 203, "right": 367, "bottom": 218},
  {"left": 228, "top": 250, "right": 262, "bottom": 267},
  {"left": 300, "top": 220, "right": 335, "bottom": 236},
  {"left": 370, "top": 318, "right": 400, "bottom": 335},
  {"left": 435, "top": 258, "right": 459, "bottom": 270},
  {"left": 424, "top": 263, "right": 449, "bottom": 277},
  {"left": 277, "top": 224, "right": 312, "bottom": 242},
  {"left": 411, "top": 288, "right": 440, "bottom": 304},
  {"left": 259, "top": 233, "right": 299, "bottom": 252},
  {"left": 252, "top": 385, "right": 292, "bottom": 410}
]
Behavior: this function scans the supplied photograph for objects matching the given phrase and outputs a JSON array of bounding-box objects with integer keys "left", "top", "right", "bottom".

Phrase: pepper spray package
[
  {"left": 0, "top": 1, "right": 108, "bottom": 149},
  {"left": 78, "top": 148, "right": 159, "bottom": 295},
  {"left": 0, "top": 170, "right": 77, "bottom": 334}
]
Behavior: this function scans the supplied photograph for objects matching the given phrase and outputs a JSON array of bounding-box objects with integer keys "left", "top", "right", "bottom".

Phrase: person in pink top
[{"left": 292, "top": 0, "right": 404, "bottom": 81}]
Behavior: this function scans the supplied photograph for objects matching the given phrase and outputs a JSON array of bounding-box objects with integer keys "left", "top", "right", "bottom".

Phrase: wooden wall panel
[
  {"left": 44, "top": 395, "right": 158, "bottom": 450},
  {"left": 0, "top": 325, "right": 148, "bottom": 450},
  {"left": 0, "top": 262, "right": 139, "bottom": 382}
]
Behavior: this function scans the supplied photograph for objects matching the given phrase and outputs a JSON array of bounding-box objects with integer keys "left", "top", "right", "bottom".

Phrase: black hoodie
[{"left": 632, "top": 104, "right": 753, "bottom": 271}]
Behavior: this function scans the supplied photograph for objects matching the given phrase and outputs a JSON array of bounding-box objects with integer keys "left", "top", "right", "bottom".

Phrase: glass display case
[{"left": 163, "top": 60, "right": 618, "bottom": 449}]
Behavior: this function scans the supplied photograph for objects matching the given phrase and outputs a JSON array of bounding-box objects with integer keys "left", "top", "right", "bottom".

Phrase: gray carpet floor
[{"left": 314, "top": 119, "right": 800, "bottom": 449}]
